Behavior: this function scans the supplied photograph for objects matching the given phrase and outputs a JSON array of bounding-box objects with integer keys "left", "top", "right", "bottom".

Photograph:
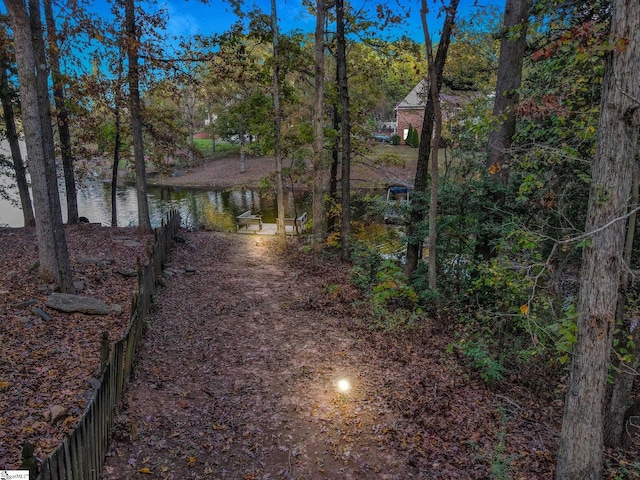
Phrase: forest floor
[
  {"left": 1, "top": 153, "right": 638, "bottom": 478},
  {"left": 0, "top": 224, "right": 153, "bottom": 470},
  {"left": 100, "top": 232, "right": 562, "bottom": 479}
]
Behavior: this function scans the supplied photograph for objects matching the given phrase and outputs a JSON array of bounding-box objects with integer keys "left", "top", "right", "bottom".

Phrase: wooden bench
[
  {"left": 278, "top": 212, "right": 307, "bottom": 234},
  {"left": 236, "top": 210, "right": 263, "bottom": 231}
]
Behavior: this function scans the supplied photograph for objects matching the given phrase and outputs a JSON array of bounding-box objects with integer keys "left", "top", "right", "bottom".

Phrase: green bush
[
  {"left": 449, "top": 339, "right": 505, "bottom": 384},
  {"left": 406, "top": 124, "right": 419, "bottom": 148},
  {"left": 351, "top": 242, "right": 422, "bottom": 330},
  {"left": 391, "top": 133, "right": 401, "bottom": 145}
]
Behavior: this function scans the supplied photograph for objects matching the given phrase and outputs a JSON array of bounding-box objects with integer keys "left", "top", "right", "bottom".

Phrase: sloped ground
[
  {"left": 0, "top": 225, "right": 152, "bottom": 469},
  {"left": 100, "top": 232, "right": 562, "bottom": 479}
]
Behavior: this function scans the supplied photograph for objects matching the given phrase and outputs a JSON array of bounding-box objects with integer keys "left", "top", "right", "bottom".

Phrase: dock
[
  {"left": 235, "top": 210, "right": 307, "bottom": 236},
  {"left": 236, "top": 223, "right": 303, "bottom": 236}
]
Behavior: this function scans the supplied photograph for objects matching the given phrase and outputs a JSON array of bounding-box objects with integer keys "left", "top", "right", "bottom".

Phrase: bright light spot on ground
[{"left": 337, "top": 379, "right": 351, "bottom": 393}]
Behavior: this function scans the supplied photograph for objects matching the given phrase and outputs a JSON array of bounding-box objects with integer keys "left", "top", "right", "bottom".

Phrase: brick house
[{"left": 394, "top": 79, "right": 474, "bottom": 144}]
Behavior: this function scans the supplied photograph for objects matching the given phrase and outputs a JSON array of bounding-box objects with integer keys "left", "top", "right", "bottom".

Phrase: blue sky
[
  {"left": 147, "top": 0, "right": 504, "bottom": 43},
  {"left": 0, "top": 0, "right": 505, "bottom": 48}
]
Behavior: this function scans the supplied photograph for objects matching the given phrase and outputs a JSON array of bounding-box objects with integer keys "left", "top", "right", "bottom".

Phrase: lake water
[
  {"left": 0, "top": 179, "right": 312, "bottom": 229},
  {"left": 0, "top": 138, "right": 310, "bottom": 228}
]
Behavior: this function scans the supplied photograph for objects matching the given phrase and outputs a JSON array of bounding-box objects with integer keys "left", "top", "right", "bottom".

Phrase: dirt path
[
  {"left": 101, "top": 232, "right": 412, "bottom": 479},
  {"left": 99, "top": 231, "right": 562, "bottom": 479}
]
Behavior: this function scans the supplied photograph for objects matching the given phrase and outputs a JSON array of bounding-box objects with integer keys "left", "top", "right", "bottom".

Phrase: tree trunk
[
  {"left": 111, "top": 55, "right": 125, "bottom": 228},
  {"left": 239, "top": 126, "right": 246, "bottom": 174},
  {"left": 336, "top": 0, "right": 351, "bottom": 262},
  {"left": 44, "top": 0, "right": 78, "bottom": 224},
  {"left": 555, "top": 1, "right": 640, "bottom": 477},
  {"left": 111, "top": 102, "right": 122, "bottom": 227},
  {"left": 0, "top": 55, "right": 35, "bottom": 227},
  {"left": 475, "top": 0, "right": 531, "bottom": 260},
  {"left": 604, "top": 162, "right": 639, "bottom": 448},
  {"left": 420, "top": 0, "right": 442, "bottom": 291},
  {"left": 311, "top": 0, "right": 326, "bottom": 252},
  {"left": 327, "top": 103, "right": 340, "bottom": 233},
  {"left": 124, "top": 0, "right": 152, "bottom": 233},
  {"left": 271, "top": 0, "right": 287, "bottom": 251},
  {"left": 405, "top": 0, "right": 459, "bottom": 276},
  {"left": 486, "top": 0, "right": 531, "bottom": 180},
  {"left": 30, "top": 0, "right": 74, "bottom": 291},
  {"left": 5, "top": 0, "right": 74, "bottom": 292}
]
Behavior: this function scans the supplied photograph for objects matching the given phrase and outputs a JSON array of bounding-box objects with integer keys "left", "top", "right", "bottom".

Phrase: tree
[
  {"left": 471, "top": 0, "right": 532, "bottom": 261},
  {"left": 555, "top": 0, "right": 640, "bottom": 476},
  {"left": 0, "top": 19, "right": 34, "bottom": 227},
  {"left": 203, "top": 32, "right": 274, "bottom": 173},
  {"left": 311, "top": 0, "right": 326, "bottom": 251},
  {"left": 43, "top": 0, "right": 78, "bottom": 224},
  {"left": 336, "top": 0, "right": 351, "bottom": 262},
  {"left": 486, "top": 0, "right": 531, "bottom": 181},
  {"left": 4, "top": 0, "right": 74, "bottom": 292},
  {"left": 109, "top": 55, "right": 126, "bottom": 228},
  {"left": 605, "top": 161, "right": 639, "bottom": 448},
  {"left": 123, "top": 0, "right": 152, "bottom": 232},
  {"left": 270, "top": 0, "right": 286, "bottom": 251},
  {"left": 405, "top": 0, "right": 459, "bottom": 276},
  {"left": 420, "top": 0, "right": 443, "bottom": 291}
]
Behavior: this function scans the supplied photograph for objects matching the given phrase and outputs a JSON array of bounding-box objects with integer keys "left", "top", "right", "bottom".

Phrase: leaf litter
[
  {"left": 100, "top": 231, "right": 565, "bottom": 479},
  {"left": 2, "top": 226, "right": 635, "bottom": 478},
  {"left": 0, "top": 224, "right": 152, "bottom": 470}
]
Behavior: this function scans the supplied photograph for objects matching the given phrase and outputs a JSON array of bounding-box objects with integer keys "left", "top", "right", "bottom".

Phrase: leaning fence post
[
  {"left": 99, "top": 331, "right": 109, "bottom": 374},
  {"left": 20, "top": 441, "right": 40, "bottom": 480}
]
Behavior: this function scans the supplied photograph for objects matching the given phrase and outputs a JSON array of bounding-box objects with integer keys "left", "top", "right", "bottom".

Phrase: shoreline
[{"left": 143, "top": 151, "right": 416, "bottom": 191}]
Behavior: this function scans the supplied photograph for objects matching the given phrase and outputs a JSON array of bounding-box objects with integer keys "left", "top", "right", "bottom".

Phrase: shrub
[
  {"left": 351, "top": 242, "right": 423, "bottom": 330},
  {"left": 449, "top": 339, "right": 505, "bottom": 384},
  {"left": 406, "top": 124, "right": 419, "bottom": 148}
]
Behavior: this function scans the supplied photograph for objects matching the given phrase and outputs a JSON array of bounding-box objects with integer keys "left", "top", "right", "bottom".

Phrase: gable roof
[
  {"left": 394, "top": 79, "right": 430, "bottom": 110},
  {"left": 395, "top": 79, "right": 481, "bottom": 111}
]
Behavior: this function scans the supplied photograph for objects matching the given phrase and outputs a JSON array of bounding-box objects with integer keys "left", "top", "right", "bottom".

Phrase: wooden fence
[{"left": 30, "top": 211, "right": 181, "bottom": 480}]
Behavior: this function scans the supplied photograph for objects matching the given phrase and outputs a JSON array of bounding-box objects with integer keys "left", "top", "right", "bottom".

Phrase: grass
[
  {"left": 193, "top": 138, "right": 241, "bottom": 157},
  {"left": 368, "top": 143, "right": 450, "bottom": 168}
]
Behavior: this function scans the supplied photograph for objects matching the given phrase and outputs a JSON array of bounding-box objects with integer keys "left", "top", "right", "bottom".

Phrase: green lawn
[
  {"left": 367, "top": 143, "right": 455, "bottom": 175},
  {"left": 193, "top": 138, "right": 241, "bottom": 157}
]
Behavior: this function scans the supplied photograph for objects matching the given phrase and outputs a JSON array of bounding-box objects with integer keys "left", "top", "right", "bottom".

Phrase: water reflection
[{"left": 0, "top": 180, "right": 311, "bottom": 229}]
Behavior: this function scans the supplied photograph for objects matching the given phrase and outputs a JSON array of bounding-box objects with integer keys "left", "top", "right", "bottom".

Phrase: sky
[
  {"left": 0, "top": 0, "right": 506, "bottom": 53},
  {"left": 136, "top": 0, "right": 505, "bottom": 44}
]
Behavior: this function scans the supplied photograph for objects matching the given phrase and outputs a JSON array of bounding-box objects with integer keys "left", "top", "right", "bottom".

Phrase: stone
[
  {"left": 46, "top": 293, "right": 111, "bottom": 315},
  {"left": 111, "top": 304, "right": 122, "bottom": 315},
  {"left": 38, "top": 284, "right": 58, "bottom": 293},
  {"left": 78, "top": 256, "right": 112, "bottom": 265},
  {"left": 31, "top": 307, "right": 51, "bottom": 321},
  {"left": 49, "top": 405, "right": 66, "bottom": 424},
  {"left": 14, "top": 299, "right": 38, "bottom": 308},
  {"left": 117, "top": 268, "right": 138, "bottom": 277},
  {"left": 120, "top": 239, "right": 142, "bottom": 248}
]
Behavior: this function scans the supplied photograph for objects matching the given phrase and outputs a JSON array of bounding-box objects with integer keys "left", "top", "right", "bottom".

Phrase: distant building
[
  {"left": 394, "top": 79, "right": 475, "bottom": 144},
  {"left": 378, "top": 121, "right": 397, "bottom": 132}
]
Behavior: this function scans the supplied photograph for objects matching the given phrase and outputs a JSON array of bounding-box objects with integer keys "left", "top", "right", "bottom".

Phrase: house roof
[
  {"left": 394, "top": 79, "right": 429, "bottom": 110},
  {"left": 394, "top": 79, "right": 479, "bottom": 111}
]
